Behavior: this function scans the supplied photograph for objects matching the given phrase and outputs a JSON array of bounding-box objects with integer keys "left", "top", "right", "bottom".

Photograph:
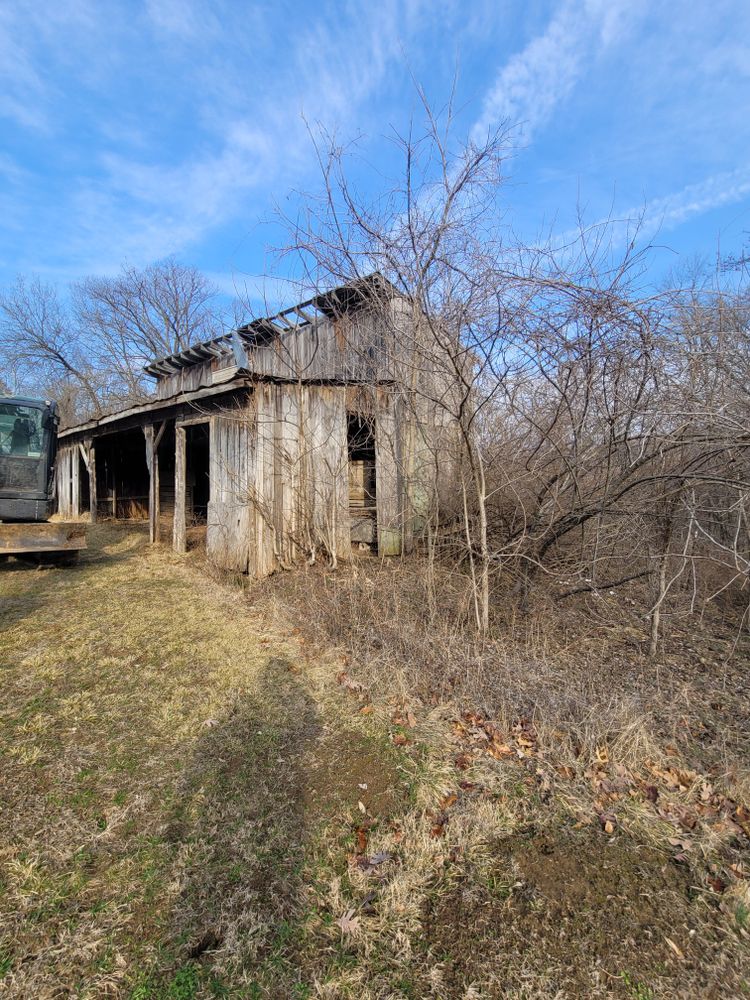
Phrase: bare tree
[
  {"left": 74, "top": 258, "right": 224, "bottom": 401},
  {"left": 0, "top": 259, "right": 226, "bottom": 424},
  {"left": 276, "top": 92, "right": 750, "bottom": 649},
  {"left": 0, "top": 276, "right": 104, "bottom": 417}
]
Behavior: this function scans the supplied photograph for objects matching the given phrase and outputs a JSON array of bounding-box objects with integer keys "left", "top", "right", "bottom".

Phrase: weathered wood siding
[
  {"left": 204, "top": 385, "right": 352, "bottom": 576},
  {"left": 207, "top": 411, "right": 254, "bottom": 573},
  {"left": 152, "top": 306, "right": 394, "bottom": 399},
  {"left": 56, "top": 445, "right": 76, "bottom": 519},
  {"left": 155, "top": 356, "right": 235, "bottom": 400}
]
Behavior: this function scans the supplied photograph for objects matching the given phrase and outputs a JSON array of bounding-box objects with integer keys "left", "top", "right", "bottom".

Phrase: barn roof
[{"left": 143, "top": 272, "right": 398, "bottom": 379}]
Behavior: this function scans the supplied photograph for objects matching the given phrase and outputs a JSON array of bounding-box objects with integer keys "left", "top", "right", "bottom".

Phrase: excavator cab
[
  {"left": 0, "top": 397, "right": 58, "bottom": 522},
  {"left": 0, "top": 396, "right": 83, "bottom": 564}
]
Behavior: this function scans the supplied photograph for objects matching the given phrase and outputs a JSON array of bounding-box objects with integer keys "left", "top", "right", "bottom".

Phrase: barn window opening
[
  {"left": 186, "top": 422, "right": 210, "bottom": 523},
  {"left": 347, "top": 412, "right": 376, "bottom": 548}
]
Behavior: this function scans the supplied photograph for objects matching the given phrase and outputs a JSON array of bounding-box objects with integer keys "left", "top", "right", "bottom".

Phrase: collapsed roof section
[{"left": 143, "top": 272, "right": 398, "bottom": 379}]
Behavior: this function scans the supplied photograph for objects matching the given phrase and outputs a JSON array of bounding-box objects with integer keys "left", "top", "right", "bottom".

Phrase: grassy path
[{"left": 0, "top": 526, "right": 403, "bottom": 999}]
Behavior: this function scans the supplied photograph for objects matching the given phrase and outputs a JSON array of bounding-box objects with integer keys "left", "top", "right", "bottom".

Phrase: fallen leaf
[
  {"left": 337, "top": 671, "right": 365, "bottom": 693},
  {"left": 356, "top": 827, "right": 368, "bottom": 853},
  {"left": 644, "top": 784, "right": 659, "bottom": 803},
  {"left": 668, "top": 836, "right": 692, "bottom": 852},
  {"left": 336, "top": 909, "right": 360, "bottom": 934},
  {"left": 734, "top": 804, "right": 750, "bottom": 838},
  {"left": 357, "top": 851, "right": 392, "bottom": 872},
  {"left": 665, "top": 936, "right": 684, "bottom": 960},
  {"left": 678, "top": 810, "right": 698, "bottom": 831},
  {"left": 360, "top": 890, "right": 377, "bottom": 914},
  {"left": 599, "top": 812, "right": 617, "bottom": 834},
  {"left": 392, "top": 733, "right": 410, "bottom": 746},
  {"left": 430, "top": 812, "right": 448, "bottom": 838},
  {"left": 406, "top": 710, "right": 417, "bottom": 727},
  {"left": 487, "top": 739, "right": 514, "bottom": 759}
]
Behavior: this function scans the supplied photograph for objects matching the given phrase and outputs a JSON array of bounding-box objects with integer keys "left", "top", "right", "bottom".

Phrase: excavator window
[{"left": 0, "top": 404, "right": 43, "bottom": 458}]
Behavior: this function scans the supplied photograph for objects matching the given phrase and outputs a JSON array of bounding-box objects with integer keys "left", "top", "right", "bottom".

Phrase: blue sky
[{"left": 1, "top": 0, "right": 748, "bottom": 310}]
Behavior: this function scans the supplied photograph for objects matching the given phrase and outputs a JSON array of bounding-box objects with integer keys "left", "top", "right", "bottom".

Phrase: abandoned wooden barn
[{"left": 55, "top": 275, "right": 451, "bottom": 576}]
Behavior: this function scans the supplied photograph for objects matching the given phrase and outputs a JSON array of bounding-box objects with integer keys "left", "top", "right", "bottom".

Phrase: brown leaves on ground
[
  {"left": 451, "top": 712, "right": 537, "bottom": 761},
  {"left": 445, "top": 707, "right": 750, "bottom": 900},
  {"left": 392, "top": 708, "right": 418, "bottom": 728}
]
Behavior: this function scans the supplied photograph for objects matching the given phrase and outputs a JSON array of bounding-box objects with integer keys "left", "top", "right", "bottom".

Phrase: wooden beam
[
  {"left": 154, "top": 420, "right": 167, "bottom": 452},
  {"left": 77, "top": 440, "right": 90, "bottom": 472},
  {"left": 230, "top": 330, "right": 249, "bottom": 368},
  {"left": 173, "top": 425, "right": 186, "bottom": 554},
  {"left": 175, "top": 415, "right": 211, "bottom": 428}
]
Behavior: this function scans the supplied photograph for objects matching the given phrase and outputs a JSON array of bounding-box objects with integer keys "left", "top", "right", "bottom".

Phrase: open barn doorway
[
  {"left": 78, "top": 448, "right": 90, "bottom": 516},
  {"left": 95, "top": 428, "right": 150, "bottom": 520},
  {"left": 157, "top": 423, "right": 176, "bottom": 537},
  {"left": 184, "top": 422, "right": 210, "bottom": 550},
  {"left": 347, "top": 413, "right": 377, "bottom": 548}
]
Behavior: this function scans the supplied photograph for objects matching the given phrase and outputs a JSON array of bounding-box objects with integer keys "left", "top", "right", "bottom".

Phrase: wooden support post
[
  {"left": 71, "top": 446, "right": 81, "bottom": 518},
  {"left": 88, "top": 441, "right": 97, "bottom": 524},
  {"left": 173, "top": 425, "right": 187, "bottom": 553},
  {"left": 79, "top": 440, "right": 97, "bottom": 524},
  {"left": 144, "top": 425, "right": 157, "bottom": 544},
  {"left": 145, "top": 421, "right": 167, "bottom": 544},
  {"left": 375, "top": 393, "right": 402, "bottom": 556}
]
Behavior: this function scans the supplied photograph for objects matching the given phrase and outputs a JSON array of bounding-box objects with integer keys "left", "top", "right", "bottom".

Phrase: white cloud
[
  {"left": 554, "top": 166, "right": 750, "bottom": 253},
  {"left": 0, "top": 6, "right": 49, "bottom": 130},
  {"left": 61, "top": 0, "right": 430, "bottom": 268},
  {"left": 639, "top": 167, "right": 750, "bottom": 236},
  {"left": 471, "top": 0, "right": 643, "bottom": 143}
]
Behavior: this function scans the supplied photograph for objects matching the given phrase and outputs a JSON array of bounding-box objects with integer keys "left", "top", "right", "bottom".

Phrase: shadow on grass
[{"left": 129, "top": 656, "right": 322, "bottom": 999}]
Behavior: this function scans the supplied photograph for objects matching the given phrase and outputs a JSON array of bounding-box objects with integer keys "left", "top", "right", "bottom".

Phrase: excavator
[{"left": 0, "top": 396, "right": 86, "bottom": 564}]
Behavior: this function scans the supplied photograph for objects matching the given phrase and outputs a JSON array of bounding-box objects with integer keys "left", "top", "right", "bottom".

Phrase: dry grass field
[{"left": 1, "top": 525, "right": 749, "bottom": 998}]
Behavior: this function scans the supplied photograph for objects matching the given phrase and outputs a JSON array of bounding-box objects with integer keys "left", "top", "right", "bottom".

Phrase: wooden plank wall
[
  {"left": 56, "top": 445, "right": 75, "bottom": 518},
  {"left": 204, "top": 385, "right": 353, "bottom": 576},
  {"left": 206, "top": 409, "right": 254, "bottom": 573},
  {"left": 153, "top": 307, "right": 393, "bottom": 398}
]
